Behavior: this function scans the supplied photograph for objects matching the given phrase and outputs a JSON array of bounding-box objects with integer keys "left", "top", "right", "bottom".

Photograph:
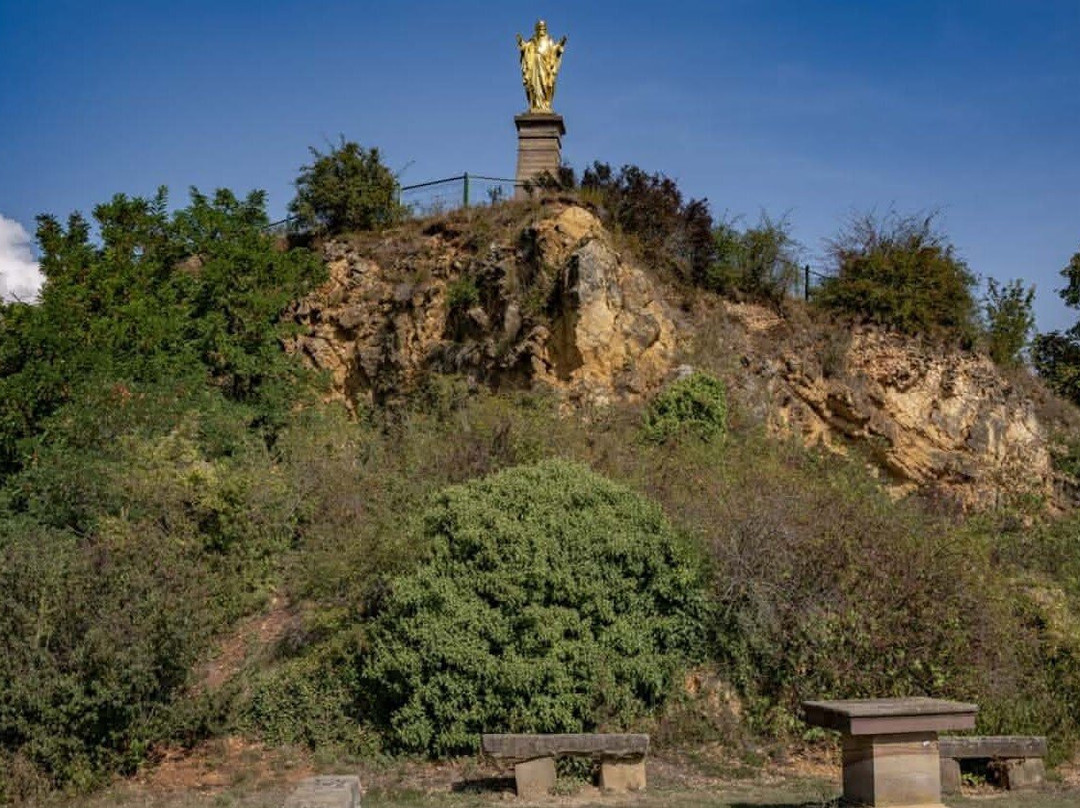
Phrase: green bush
[
  {"left": 1034, "top": 245, "right": 1080, "bottom": 404},
  {"left": 815, "top": 211, "right": 978, "bottom": 339},
  {"left": 241, "top": 639, "right": 375, "bottom": 755},
  {"left": 984, "top": 278, "right": 1035, "bottom": 366},
  {"left": 289, "top": 138, "right": 406, "bottom": 235},
  {"left": 580, "top": 162, "right": 714, "bottom": 286},
  {"left": 642, "top": 373, "right": 727, "bottom": 443},
  {"left": 705, "top": 215, "right": 802, "bottom": 306},
  {"left": 362, "top": 459, "right": 709, "bottom": 756}
]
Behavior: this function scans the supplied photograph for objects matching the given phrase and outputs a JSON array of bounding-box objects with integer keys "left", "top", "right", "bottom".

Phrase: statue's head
[{"left": 535, "top": 20, "right": 547, "bottom": 37}]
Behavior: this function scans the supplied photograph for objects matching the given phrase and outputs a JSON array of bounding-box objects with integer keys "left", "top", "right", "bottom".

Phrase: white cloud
[{"left": 0, "top": 214, "right": 44, "bottom": 303}]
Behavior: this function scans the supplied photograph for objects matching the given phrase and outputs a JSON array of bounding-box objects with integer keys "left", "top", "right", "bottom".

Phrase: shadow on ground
[
  {"left": 731, "top": 802, "right": 839, "bottom": 808},
  {"left": 450, "top": 775, "right": 516, "bottom": 794}
]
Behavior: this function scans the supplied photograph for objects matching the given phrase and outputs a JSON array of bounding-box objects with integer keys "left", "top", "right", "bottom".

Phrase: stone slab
[
  {"left": 599, "top": 759, "right": 646, "bottom": 792},
  {"left": 514, "top": 756, "right": 556, "bottom": 799},
  {"left": 482, "top": 733, "right": 649, "bottom": 761},
  {"left": 1002, "top": 757, "right": 1046, "bottom": 790},
  {"left": 803, "top": 698, "right": 978, "bottom": 736},
  {"left": 283, "top": 775, "right": 361, "bottom": 808},
  {"left": 938, "top": 735, "right": 1047, "bottom": 760}
]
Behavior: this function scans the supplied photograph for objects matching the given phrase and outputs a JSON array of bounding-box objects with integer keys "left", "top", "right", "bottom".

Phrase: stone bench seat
[
  {"left": 481, "top": 733, "right": 649, "bottom": 798},
  {"left": 938, "top": 736, "right": 1047, "bottom": 793}
]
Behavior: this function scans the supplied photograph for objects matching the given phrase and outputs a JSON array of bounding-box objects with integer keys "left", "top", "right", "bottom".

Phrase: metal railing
[
  {"left": 263, "top": 172, "right": 525, "bottom": 235},
  {"left": 399, "top": 173, "right": 522, "bottom": 218}
]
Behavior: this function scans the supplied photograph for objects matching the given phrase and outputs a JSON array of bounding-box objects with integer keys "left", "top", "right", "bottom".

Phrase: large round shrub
[{"left": 363, "top": 460, "right": 708, "bottom": 756}]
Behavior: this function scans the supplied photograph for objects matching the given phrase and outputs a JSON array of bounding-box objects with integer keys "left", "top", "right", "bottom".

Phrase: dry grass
[{"left": 25, "top": 748, "right": 1080, "bottom": 808}]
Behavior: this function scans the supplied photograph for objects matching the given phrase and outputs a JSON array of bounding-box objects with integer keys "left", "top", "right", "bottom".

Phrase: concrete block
[
  {"left": 284, "top": 775, "right": 361, "bottom": 808},
  {"left": 1003, "top": 758, "right": 1045, "bottom": 790},
  {"left": 514, "top": 756, "right": 556, "bottom": 799},
  {"left": 599, "top": 759, "right": 646, "bottom": 792},
  {"left": 939, "top": 757, "right": 961, "bottom": 795}
]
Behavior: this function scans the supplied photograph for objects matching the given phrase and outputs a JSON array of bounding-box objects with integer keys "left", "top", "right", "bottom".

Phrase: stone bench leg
[
  {"left": 940, "top": 757, "right": 961, "bottom": 795},
  {"left": 599, "top": 758, "right": 646, "bottom": 792},
  {"left": 1003, "top": 758, "right": 1045, "bottom": 790},
  {"left": 843, "top": 732, "right": 944, "bottom": 807},
  {"left": 514, "top": 756, "right": 556, "bottom": 799}
]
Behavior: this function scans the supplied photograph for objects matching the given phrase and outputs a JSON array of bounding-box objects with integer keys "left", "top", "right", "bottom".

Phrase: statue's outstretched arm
[{"left": 516, "top": 33, "right": 524, "bottom": 48}]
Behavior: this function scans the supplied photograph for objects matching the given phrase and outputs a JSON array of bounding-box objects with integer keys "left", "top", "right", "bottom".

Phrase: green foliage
[
  {"left": 288, "top": 138, "right": 406, "bottom": 235},
  {"left": 0, "top": 187, "right": 324, "bottom": 478},
  {"left": 445, "top": 276, "right": 480, "bottom": 311},
  {"left": 0, "top": 518, "right": 210, "bottom": 787},
  {"left": 1034, "top": 246, "right": 1080, "bottom": 404},
  {"left": 580, "top": 162, "right": 714, "bottom": 286},
  {"left": 705, "top": 215, "right": 802, "bottom": 306},
  {"left": 984, "top": 278, "right": 1035, "bottom": 366},
  {"left": 241, "top": 638, "right": 375, "bottom": 754},
  {"left": 642, "top": 373, "right": 727, "bottom": 443},
  {"left": 815, "top": 211, "right": 978, "bottom": 339},
  {"left": 362, "top": 459, "right": 709, "bottom": 756}
]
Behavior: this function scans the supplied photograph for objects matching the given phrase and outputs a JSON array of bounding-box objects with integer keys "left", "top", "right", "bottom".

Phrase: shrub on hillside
[
  {"left": 815, "top": 211, "right": 978, "bottom": 339},
  {"left": 580, "top": 162, "right": 714, "bottom": 286},
  {"left": 642, "top": 372, "right": 727, "bottom": 443},
  {"left": 705, "top": 214, "right": 802, "bottom": 307},
  {"left": 362, "top": 459, "right": 709, "bottom": 756},
  {"left": 289, "top": 138, "right": 406, "bottom": 235},
  {"left": 984, "top": 278, "right": 1035, "bottom": 367},
  {"left": 1034, "top": 245, "right": 1080, "bottom": 404}
]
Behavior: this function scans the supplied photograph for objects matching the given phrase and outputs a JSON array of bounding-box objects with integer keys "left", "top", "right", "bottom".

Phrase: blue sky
[{"left": 2, "top": 1, "right": 1079, "bottom": 329}]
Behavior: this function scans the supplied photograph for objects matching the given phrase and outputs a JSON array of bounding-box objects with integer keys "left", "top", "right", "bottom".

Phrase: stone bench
[
  {"left": 481, "top": 733, "right": 649, "bottom": 798},
  {"left": 802, "top": 697, "right": 978, "bottom": 807},
  {"left": 938, "top": 735, "right": 1047, "bottom": 793},
  {"left": 283, "top": 775, "right": 361, "bottom": 808}
]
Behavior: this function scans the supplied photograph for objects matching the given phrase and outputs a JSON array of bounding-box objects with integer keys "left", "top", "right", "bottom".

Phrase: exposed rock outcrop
[
  {"left": 285, "top": 203, "right": 1062, "bottom": 511},
  {"left": 723, "top": 303, "right": 1053, "bottom": 509},
  {"left": 285, "top": 204, "right": 677, "bottom": 410}
]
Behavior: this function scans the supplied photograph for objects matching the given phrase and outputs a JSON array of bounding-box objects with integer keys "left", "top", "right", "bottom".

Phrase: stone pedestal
[
  {"left": 514, "top": 113, "right": 565, "bottom": 199},
  {"left": 843, "top": 733, "right": 943, "bottom": 807},
  {"left": 802, "top": 697, "right": 977, "bottom": 807}
]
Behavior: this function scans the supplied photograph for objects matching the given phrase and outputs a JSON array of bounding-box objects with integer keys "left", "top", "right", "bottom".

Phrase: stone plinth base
[
  {"left": 843, "top": 733, "right": 943, "bottom": 806},
  {"left": 599, "top": 759, "right": 646, "bottom": 792},
  {"left": 284, "top": 775, "right": 362, "bottom": 808},
  {"left": 514, "top": 113, "right": 565, "bottom": 199},
  {"left": 514, "top": 756, "right": 556, "bottom": 799}
]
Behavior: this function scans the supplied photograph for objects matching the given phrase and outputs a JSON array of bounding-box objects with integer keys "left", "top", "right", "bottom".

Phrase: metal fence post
[
  {"left": 463, "top": 173, "right": 470, "bottom": 209},
  {"left": 805, "top": 265, "right": 810, "bottom": 301}
]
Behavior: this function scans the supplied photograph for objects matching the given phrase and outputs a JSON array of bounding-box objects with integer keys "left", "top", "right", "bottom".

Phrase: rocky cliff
[
  {"left": 286, "top": 202, "right": 1063, "bottom": 510},
  {"left": 285, "top": 203, "right": 677, "bottom": 410}
]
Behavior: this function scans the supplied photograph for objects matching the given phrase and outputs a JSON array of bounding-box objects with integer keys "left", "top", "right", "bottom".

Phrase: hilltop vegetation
[{"left": 2, "top": 147, "right": 1080, "bottom": 803}]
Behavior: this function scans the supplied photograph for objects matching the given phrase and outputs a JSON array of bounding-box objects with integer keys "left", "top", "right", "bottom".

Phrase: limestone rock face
[
  {"left": 724, "top": 303, "right": 1053, "bottom": 509},
  {"left": 284, "top": 204, "right": 1060, "bottom": 510},
  {"left": 284, "top": 205, "right": 677, "bottom": 410}
]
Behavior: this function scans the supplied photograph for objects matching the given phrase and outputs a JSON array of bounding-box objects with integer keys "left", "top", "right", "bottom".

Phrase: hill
[{"left": 2, "top": 188, "right": 1080, "bottom": 803}]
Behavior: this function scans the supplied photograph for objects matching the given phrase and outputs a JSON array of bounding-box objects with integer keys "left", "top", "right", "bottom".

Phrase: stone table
[{"left": 802, "top": 697, "right": 977, "bottom": 807}]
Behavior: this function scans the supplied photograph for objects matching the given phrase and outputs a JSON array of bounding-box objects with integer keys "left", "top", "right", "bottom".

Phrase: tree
[
  {"left": 0, "top": 187, "right": 323, "bottom": 477},
  {"left": 815, "top": 211, "right": 978, "bottom": 339},
  {"left": 983, "top": 278, "right": 1035, "bottom": 366},
  {"left": 1033, "top": 247, "right": 1080, "bottom": 403},
  {"left": 288, "top": 138, "right": 406, "bottom": 235}
]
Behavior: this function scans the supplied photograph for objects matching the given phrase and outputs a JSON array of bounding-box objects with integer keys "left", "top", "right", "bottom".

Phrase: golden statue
[{"left": 516, "top": 20, "right": 567, "bottom": 113}]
